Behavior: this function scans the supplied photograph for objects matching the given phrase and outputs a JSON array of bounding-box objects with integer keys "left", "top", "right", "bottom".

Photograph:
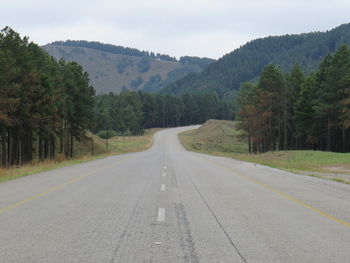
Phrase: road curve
[{"left": 0, "top": 126, "right": 349, "bottom": 263}]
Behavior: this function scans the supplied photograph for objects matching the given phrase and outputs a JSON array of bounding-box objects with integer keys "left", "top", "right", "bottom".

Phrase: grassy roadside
[
  {"left": 179, "top": 120, "right": 350, "bottom": 184},
  {"left": 0, "top": 128, "right": 161, "bottom": 183}
]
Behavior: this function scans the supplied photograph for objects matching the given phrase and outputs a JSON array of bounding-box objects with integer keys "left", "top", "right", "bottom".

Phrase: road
[{"left": 0, "top": 126, "right": 349, "bottom": 263}]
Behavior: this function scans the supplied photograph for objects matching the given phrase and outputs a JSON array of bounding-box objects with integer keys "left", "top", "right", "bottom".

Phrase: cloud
[{"left": 1, "top": 0, "right": 350, "bottom": 58}]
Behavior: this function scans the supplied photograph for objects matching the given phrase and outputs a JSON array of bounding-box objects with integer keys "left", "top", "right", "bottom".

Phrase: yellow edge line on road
[
  {"left": 202, "top": 156, "right": 350, "bottom": 228},
  {"left": 0, "top": 159, "right": 126, "bottom": 215}
]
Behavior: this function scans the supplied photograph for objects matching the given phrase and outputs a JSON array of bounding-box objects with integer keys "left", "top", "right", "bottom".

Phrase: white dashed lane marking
[{"left": 157, "top": 208, "right": 165, "bottom": 222}]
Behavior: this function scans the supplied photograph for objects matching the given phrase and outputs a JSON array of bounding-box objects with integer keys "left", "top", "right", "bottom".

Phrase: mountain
[
  {"left": 42, "top": 41, "right": 214, "bottom": 94},
  {"left": 162, "top": 23, "right": 350, "bottom": 98}
]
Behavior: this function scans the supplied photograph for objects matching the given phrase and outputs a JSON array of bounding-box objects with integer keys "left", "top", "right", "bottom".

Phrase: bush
[
  {"left": 97, "top": 130, "right": 118, "bottom": 139},
  {"left": 137, "top": 57, "right": 151, "bottom": 73},
  {"left": 130, "top": 77, "right": 143, "bottom": 88}
]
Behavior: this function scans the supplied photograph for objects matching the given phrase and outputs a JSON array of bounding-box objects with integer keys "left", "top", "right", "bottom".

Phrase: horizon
[
  {"left": 17, "top": 22, "right": 348, "bottom": 61},
  {"left": 2, "top": 0, "right": 350, "bottom": 59}
]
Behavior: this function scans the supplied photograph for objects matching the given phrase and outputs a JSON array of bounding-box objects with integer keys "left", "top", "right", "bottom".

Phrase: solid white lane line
[
  {"left": 161, "top": 184, "right": 166, "bottom": 191},
  {"left": 157, "top": 208, "right": 165, "bottom": 222},
  {"left": 162, "top": 172, "right": 166, "bottom": 177}
]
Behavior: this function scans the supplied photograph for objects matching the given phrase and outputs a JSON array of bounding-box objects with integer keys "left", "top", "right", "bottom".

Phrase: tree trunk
[
  {"left": 29, "top": 133, "right": 32, "bottom": 163},
  {"left": 44, "top": 138, "right": 48, "bottom": 159},
  {"left": 1, "top": 129, "right": 6, "bottom": 167},
  {"left": 283, "top": 97, "right": 287, "bottom": 150},
  {"left": 60, "top": 134, "right": 63, "bottom": 154},
  {"left": 39, "top": 136, "right": 43, "bottom": 161},
  {"left": 342, "top": 126, "right": 346, "bottom": 153},
  {"left": 327, "top": 116, "right": 331, "bottom": 151},
  {"left": 91, "top": 135, "right": 94, "bottom": 156},
  {"left": 248, "top": 133, "right": 251, "bottom": 153},
  {"left": 8, "top": 128, "right": 13, "bottom": 166},
  {"left": 50, "top": 136, "right": 55, "bottom": 159},
  {"left": 70, "top": 132, "right": 73, "bottom": 159},
  {"left": 64, "top": 121, "right": 69, "bottom": 158}
]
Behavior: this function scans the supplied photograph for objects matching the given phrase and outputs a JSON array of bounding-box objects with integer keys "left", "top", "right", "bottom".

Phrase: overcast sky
[{"left": 1, "top": 0, "right": 350, "bottom": 59}]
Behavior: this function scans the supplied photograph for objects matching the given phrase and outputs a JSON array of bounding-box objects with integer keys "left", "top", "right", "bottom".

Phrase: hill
[
  {"left": 162, "top": 23, "right": 350, "bottom": 98},
  {"left": 42, "top": 41, "right": 214, "bottom": 94}
]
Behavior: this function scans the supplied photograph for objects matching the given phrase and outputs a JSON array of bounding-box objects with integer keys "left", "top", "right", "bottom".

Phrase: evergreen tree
[{"left": 237, "top": 45, "right": 350, "bottom": 153}]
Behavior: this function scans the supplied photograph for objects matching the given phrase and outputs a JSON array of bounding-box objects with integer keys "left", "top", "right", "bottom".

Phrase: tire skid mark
[
  {"left": 109, "top": 172, "right": 151, "bottom": 263},
  {"left": 169, "top": 166, "right": 178, "bottom": 188},
  {"left": 174, "top": 202, "right": 199, "bottom": 263}
]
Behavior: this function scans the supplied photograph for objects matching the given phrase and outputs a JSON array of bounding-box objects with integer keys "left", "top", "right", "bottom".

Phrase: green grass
[
  {"left": 0, "top": 157, "right": 103, "bottom": 183},
  {"left": 179, "top": 119, "right": 350, "bottom": 184},
  {"left": 229, "top": 150, "right": 350, "bottom": 173},
  {"left": 0, "top": 128, "right": 160, "bottom": 183},
  {"left": 179, "top": 119, "right": 248, "bottom": 154},
  {"left": 331, "top": 178, "right": 350, "bottom": 184}
]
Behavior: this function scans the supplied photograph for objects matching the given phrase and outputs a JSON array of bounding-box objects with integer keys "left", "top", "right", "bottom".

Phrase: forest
[
  {"left": 236, "top": 45, "right": 350, "bottom": 153},
  {"left": 4, "top": 23, "right": 350, "bottom": 169},
  {"left": 93, "top": 91, "right": 233, "bottom": 137},
  {"left": 163, "top": 23, "right": 350, "bottom": 99},
  {"left": 0, "top": 27, "right": 95, "bottom": 167},
  {"left": 0, "top": 28, "right": 233, "bottom": 167}
]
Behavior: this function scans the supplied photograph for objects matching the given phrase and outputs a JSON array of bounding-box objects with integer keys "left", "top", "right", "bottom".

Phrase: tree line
[
  {"left": 50, "top": 40, "right": 177, "bottom": 62},
  {"left": 179, "top": 56, "right": 215, "bottom": 69},
  {"left": 94, "top": 92, "right": 233, "bottom": 137},
  {"left": 163, "top": 23, "right": 350, "bottom": 99},
  {"left": 0, "top": 27, "right": 95, "bottom": 167},
  {"left": 48, "top": 40, "right": 215, "bottom": 65},
  {"left": 236, "top": 45, "right": 350, "bottom": 153}
]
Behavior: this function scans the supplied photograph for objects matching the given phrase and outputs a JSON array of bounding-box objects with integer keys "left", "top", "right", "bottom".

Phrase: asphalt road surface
[{"left": 0, "top": 126, "right": 349, "bottom": 263}]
